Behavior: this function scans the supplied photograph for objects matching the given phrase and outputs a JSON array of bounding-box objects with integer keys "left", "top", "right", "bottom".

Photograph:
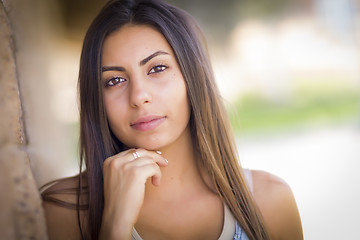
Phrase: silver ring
[{"left": 132, "top": 151, "right": 140, "bottom": 160}]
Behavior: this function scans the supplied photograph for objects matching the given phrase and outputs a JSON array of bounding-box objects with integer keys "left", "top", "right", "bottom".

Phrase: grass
[{"left": 227, "top": 87, "right": 360, "bottom": 135}]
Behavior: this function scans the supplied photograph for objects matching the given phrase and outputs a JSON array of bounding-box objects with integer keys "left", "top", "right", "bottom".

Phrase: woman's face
[{"left": 101, "top": 25, "right": 190, "bottom": 150}]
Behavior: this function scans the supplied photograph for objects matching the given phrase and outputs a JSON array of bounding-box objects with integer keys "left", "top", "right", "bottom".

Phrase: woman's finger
[
  {"left": 104, "top": 148, "right": 168, "bottom": 170},
  {"left": 131, "top": 148, "right": 168, "bottom": 166}
]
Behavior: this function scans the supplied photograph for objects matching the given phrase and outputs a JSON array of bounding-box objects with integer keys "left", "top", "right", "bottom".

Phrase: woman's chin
[{"left": 129, "top": 141, "right": 166, "bottom": 151}]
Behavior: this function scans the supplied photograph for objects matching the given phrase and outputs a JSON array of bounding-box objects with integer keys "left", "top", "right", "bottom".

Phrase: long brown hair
[{"left": 75, "top": 0, "right": 270, "bottom": 239}]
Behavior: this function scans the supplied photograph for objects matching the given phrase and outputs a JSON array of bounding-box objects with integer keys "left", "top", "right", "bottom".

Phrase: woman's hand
[{"left": 99, "top": 148, "right": 168, "bottom": 240}]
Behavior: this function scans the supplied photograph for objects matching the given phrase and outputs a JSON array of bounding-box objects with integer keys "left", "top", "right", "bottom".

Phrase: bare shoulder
[
  {"left": 41, "top": 174, "right": 88, "bottom": 240},
  {"left": 251, "top": 170, "right": 303, "bottom": 240}
]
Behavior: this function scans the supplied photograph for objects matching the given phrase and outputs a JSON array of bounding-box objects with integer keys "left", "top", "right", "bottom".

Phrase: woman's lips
[{"left": 130, "top": 116, "right": 166, "bottom": 131}]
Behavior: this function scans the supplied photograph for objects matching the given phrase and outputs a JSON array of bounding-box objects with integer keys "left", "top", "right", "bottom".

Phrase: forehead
[{"left": 102, "top": 25, "right": 173, "bottom": 64}]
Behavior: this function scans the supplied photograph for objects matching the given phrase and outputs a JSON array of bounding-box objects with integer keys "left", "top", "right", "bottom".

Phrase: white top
[{"left": 132, "top": 169, "right": 253, "bottom": 240}]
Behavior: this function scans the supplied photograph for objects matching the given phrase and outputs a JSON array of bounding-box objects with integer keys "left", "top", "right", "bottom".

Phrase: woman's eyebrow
[
  {"left": 139, "top": 51, "right": 169, "bottom": 66},
  {"left": 102, "top": 66, "right": 125, "bottom": 72},
  {"left": 101, "top": 51, "right": 169, "bottom": 72}
]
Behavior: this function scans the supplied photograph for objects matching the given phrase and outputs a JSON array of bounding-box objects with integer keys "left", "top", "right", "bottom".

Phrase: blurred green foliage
[{"left": 228, "top": 86, "right": 360, "bottom": 134}]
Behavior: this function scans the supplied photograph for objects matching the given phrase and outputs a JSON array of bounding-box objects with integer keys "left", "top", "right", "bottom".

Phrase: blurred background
[{"left": 21, "top": 0, "right": 360, "bottom": 239}]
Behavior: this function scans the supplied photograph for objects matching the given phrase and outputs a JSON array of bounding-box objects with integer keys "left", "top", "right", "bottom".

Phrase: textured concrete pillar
[{"left": 0, "top": 0, "right": 48, "bottom": 239}]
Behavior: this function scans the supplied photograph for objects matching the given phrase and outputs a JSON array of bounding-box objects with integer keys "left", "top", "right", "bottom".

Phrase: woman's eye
[
  {"left": 106, "top": 77, "right": 123, "bottom": 86},
  {"left": 105, "top": 77, "right": 126, "bottom": 87},
  {"left": 148, "top": 65, "right": 168, "bottom": 74}
]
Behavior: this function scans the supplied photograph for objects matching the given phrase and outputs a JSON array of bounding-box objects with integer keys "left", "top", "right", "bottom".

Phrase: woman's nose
[{"left": 129, "top": 77, "right": 152, "bottom": 108}]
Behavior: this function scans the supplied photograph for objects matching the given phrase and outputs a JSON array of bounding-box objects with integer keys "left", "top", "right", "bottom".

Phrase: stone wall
[{"left": 0, "top": 0, "right": 47, "bottom": 239}]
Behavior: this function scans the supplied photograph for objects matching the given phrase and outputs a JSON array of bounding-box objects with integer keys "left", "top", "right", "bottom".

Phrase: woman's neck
[{"left": 144, "top": 125, "right": 205, "bottom": 200}]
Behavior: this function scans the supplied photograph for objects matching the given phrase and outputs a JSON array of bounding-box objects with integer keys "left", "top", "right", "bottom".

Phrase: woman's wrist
[{"left": 99, "top": 212, "right": 133, "bottom": 240}]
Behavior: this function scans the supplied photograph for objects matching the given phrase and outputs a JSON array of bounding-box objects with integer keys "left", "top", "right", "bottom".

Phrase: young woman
[{"left": 41, "top": 0, "right": 303, "bottom": 239}]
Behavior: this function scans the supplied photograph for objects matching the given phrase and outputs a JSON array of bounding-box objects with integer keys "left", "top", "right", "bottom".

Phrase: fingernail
[
  {"left": 156, "top": 151, "right": 162, "bottom": 155},
  {"left": 165, "top": 159, "right": 168, "bottom": 164}
]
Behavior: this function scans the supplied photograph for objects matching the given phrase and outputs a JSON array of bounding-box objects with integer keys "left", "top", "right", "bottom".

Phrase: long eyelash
[
  {"left": 149, "top": 64, "right": 169, "bottom": 74},
  {"left": 104, "top": 76, "right": 124, "bottom": 87}
]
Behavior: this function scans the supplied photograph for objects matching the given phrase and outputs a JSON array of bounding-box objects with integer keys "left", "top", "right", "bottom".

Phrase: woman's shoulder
[
  {"left": 250, "top": 169, "right": 289, "bottom": 194},
  {"left": 41, "top": 174, "right": 88, "bottom": 240},
  {"left": 250, "top": 170, "right": 303, "bottom": 240}
]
